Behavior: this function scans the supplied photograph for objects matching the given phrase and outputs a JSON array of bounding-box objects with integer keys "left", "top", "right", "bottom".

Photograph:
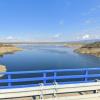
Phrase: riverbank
[
  {"left": 0, "top": 44, "right": 22, "bottom": 73},
  {"left": 0, "top": 65, "right": 6, "bottom": 72},
  {"left": 0, "top": 44, "right": 22, "bottom": 56},
  {"left": 75, "top": 42, "right": 100, "bottom": 57},
  {"left": 64, "top": 43, "right": 84, "bottom": 48},
  {"left": 0, "top": 65, "right": 7, "bottom": 77}
]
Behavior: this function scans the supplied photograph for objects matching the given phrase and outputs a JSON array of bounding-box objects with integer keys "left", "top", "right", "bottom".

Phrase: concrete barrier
[{"left": 1, "top": 82, "right": 100, "bottom": 99}]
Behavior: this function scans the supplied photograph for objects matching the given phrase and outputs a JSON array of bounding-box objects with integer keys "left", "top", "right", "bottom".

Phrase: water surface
[{"left": 0, "top": 44, "right": 100, "bottom": 72}]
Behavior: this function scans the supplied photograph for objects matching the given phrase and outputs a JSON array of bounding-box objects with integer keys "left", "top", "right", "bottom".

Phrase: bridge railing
[{"left": 0, "top": 68, "right": 100, "bottom": 89}]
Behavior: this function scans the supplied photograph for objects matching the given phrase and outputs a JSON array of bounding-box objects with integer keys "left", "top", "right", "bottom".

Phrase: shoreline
[
  {"left": 74, "top": 42, "right": 100, "bottom": 57},
  {"left": 75, "top": 48, "right": 100, "bottom": 57},
  {"left": 0, "top": 44, "right": 22, "bottom": 56},
  {"left": 64, "top": 42, "right": 100, "bottom": 57},
  {"left": 0, "top": 65, "right": 7, "bottom": 77},
  {"left": 0, "top": 44, "right": 22, "bottom": 74}
]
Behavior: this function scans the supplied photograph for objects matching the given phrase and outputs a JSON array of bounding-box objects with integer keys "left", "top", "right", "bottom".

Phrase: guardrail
[{"left": 0, "top": 68, "right": 100, "bottom": 89}]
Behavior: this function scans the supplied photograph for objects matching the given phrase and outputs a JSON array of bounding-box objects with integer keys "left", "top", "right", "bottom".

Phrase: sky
[{"left": 0, "top": 0, "right": 100, "bottom": 42}]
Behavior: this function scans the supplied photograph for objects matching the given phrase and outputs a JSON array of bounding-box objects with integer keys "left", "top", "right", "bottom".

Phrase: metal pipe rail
[
  {"left": 0, "top": 68, "right": 100, "bottom": 89},
  {"left": 1, "top": 82, "right": 100, "bottom": 99}
]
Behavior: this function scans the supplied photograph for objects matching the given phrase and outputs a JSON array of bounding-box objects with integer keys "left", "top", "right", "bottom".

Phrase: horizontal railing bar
[
  {"left": 0, "top": 81, "right": 94, "bottom": 89},
  {"left": 0, "top": 75, "right": 86, "bottom": 83},
  {"left": 0, "top": 69, "right": 84, "bottom": 75},
  {"left": 0, "top": 86, "right": 11, "bottom": 89},
  {"left": 0, "top": 74, "right": 100, "bottom": 83},
  {"left": 1, "top": 68, "right": 100, "bottom": 89},
  {"left": 1, "top": 68, "right": 99, "bottom": 75}
]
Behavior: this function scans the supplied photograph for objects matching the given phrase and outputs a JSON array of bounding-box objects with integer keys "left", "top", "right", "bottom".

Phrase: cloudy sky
[{"left": 0, "top": 0, "right": 100, "bottom": 42}]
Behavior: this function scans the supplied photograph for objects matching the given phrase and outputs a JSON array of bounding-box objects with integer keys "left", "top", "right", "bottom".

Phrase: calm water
[{"left": 0, "top": 44, "right": 100, "bottom": 72}]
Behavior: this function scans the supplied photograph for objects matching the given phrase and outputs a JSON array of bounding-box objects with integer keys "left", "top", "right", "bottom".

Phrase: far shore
[
  {"left": 64, "top": 43, "right": 85, "bottom": 48},
  {"left": 0, "top": 44, "right": 22, "bottom": 56},
  {"left": 74, "top": 42, "right": 100, "bottom": 57},
  {"left": 64, "top": 42, "right": 100, "bottom": 57},
  {"left": 0, "top": 44, "right": 22, "bottom": 73},
  {"left": 0, "top": 65, "right": 7, "bottom": 77}
]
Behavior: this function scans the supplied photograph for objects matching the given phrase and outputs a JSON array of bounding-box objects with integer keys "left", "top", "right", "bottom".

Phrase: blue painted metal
[{"left": 0, "top": 68, "right": 100, "bottom": 89}]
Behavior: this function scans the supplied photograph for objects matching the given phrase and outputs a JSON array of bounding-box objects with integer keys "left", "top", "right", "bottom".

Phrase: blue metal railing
[{"left": 0, "top": 68, "right": 100, "bottom": 89}]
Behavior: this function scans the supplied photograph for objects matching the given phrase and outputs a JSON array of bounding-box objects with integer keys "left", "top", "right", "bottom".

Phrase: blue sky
[{"left": 0, "top": 0, "right": 100, "bottom": 42}]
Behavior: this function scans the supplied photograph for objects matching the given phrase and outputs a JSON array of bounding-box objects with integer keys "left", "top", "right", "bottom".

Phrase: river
[{"left": 0, "top": 44, "right": 100, "bottom": 72}]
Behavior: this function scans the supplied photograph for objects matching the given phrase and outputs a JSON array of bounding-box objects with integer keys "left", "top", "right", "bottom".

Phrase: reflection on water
[
  {"left": 0, "top": 44, "right": 100, "bottom": 72},
  {"left": 38, "top": 48, "right": 68, "bottom": 54}
]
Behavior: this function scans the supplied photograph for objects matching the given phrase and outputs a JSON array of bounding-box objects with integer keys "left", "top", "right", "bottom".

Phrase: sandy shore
[
  {"left": 0, "top": 44, "right": 22, "bottom": 56},
  {"left": 0, "top": 65, "right": 6, "bottom": 72},
  {"left": 75, "top": 42, "right": 100, "bottom": 57},
  {"left": 0, "top": 44, "right": 22, "bottom": 74},
  {"left": 0, "top": 65, "right": 7, "bottom": 77}
]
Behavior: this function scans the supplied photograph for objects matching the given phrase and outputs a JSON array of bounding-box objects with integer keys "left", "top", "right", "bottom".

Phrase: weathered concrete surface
[
  {"left": 83, "top": 97, "right": 100, "bottom": 100},
  {"left": 2, "top": 96, "right": 100, "bottom": 100},
  {"left": 2, "top": 97, "right": 33, "bottom": 100},
  {"left": 2, "top": 92, "right": 100, "bottom": 100},
  {"left": 1, "top": 82, "right": 100, "bottom": 100}
]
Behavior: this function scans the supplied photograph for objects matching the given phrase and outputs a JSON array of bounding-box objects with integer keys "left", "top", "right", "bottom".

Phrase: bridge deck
[
  {"left": 1, "top": 82, "right": 100, "bottom": 99},
  {"left": 2, "top": 93, "right": 100, "bottom": 100}
]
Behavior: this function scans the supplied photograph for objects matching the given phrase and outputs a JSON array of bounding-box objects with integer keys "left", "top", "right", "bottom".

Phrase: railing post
[
  {"left": 8, "top": 74, "right": 12, "bottom": 88},
  {"left": 43, "top": 73, "right": 46, "bottom": 85},
  {"left": 85, "top": 69, "right": 88, "bottom": 82},
  {"left": 39, "top": 83, "right": 44, "bottom": 99},
  {"left": 54, "top": 72, "right": 57, "bottom": 83}
]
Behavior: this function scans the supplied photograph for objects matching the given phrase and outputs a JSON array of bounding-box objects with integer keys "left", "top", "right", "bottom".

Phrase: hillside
[
  {"left": 75, "top": 42, "right": 100, "bottom": 57},
  {"left": 64, "top": 43, "right": 85, "bottom": 48}
]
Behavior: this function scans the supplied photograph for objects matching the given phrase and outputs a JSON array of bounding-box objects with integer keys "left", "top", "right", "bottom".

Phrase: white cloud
[
  {"left": 82, "top": 34, "right": 90, "bottom": 39},
  {"left": 53, "top": 34, "right": 62, "bottom": 38},
  {"left": 0, "top": 36, "right": 21, "bottom": 42},
  {"left": 6, "top": 36, "right": 14, "bottom": 40},
  {"left": 76, "top": 33, "right": 100, "bottom": 41}
]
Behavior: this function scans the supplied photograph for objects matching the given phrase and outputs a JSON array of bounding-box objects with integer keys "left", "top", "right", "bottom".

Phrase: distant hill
[
  {"left": 81, "top": 42, "right": 100, "bottom": 48},
  {"left": 68, "top": 39, "right": 100, "bottom": 44}
]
